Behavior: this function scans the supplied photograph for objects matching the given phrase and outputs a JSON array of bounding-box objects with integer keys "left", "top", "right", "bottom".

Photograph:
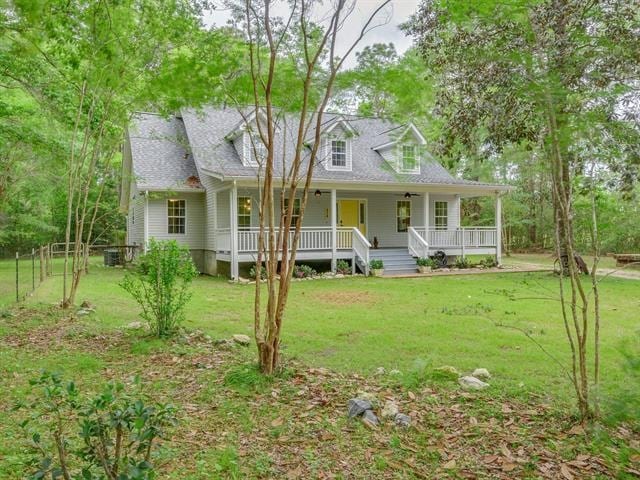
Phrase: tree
[
  {"left": 229, "top": 0, "right": 391, "bottom": 375},
  {"left": 2, "top": 0, "right": 206, "bottom": 306},
  {"left": 405, "top": 0, "right": 639, "bottom": 421}
]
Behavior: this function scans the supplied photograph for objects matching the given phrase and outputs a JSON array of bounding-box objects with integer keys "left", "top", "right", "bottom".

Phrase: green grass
[
  {"left": 2, "top": 257, "right": 638, "bottom": 404},
  {"left": 1, "top": 258, "right": 639, "bottom": 478}
]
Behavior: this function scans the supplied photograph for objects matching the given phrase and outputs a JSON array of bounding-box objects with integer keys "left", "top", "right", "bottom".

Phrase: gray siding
[
  {"left": 229, "top": 188, "right": 460, "bottom": 248},
  {"left": 147, "top": 192, "right": 205, "bottom": 249},
  {"left": 200, "top": 176, "right": 226, "bottom": 250}
]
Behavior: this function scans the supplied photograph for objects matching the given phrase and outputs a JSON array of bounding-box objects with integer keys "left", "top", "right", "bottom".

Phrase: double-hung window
[
  {"left": 330, "top": 140, "right": 347, "bottom": 168},
  {"left": 435, "top": 201, "right": 448, "bottom": 230},
  {"left": 396, "top": 200, "right": 411, "bottom": 233},
  {"left": 238, "top": 196, "right": 252, "bottom": 230},
  {"left": 401, "top": 145, "right": 417, "bottom": 172},
  {"left": 167, "top": 199, "right": 186, "bottom": 234},
  {"left": 283, "top": 198, "right": 301, "bottom": 225}
]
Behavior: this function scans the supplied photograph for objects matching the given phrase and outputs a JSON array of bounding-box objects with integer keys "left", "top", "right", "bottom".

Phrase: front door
[{"left": 338, "top": 200, "right": 366, "bottom": 235}]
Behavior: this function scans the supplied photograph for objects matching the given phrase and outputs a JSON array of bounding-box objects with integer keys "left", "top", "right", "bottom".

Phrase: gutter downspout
[{"left": 143, "top": 190, "right": 149, "bottom": 253}]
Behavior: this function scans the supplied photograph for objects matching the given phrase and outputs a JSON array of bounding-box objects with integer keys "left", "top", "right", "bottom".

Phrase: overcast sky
[{"left": 202, "top": 1, "right": 419, "bottom": 69}]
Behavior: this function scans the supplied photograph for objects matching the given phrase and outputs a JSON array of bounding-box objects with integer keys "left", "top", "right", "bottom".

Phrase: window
[
  {"left": 167, "top": 199, "right": 186, "bottom": 234},
  {"left": 238, "top": 196, "right": 252, "bottom": 230},
  {"left": 401, "top": 145, "right": 417, "bottom": 171},
  {"left": 396, "top": 200, "right": 411, "bottom": 233},
  {"left": 435, "top": 201, "right": 448, "bottom": 230},
  {"left": 250, "top": 133, "right": 266, "bottom": 164},
  {"left": 331, "top": 139, "right": 347, "bottom": 167},
  {"left": 283, "top": 198, "right": 301, "bottom": 225}
]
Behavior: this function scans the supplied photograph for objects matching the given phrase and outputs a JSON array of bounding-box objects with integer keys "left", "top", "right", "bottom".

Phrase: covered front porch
[{"left": 212, "top": 182, "right": 503, "bottom": 279}]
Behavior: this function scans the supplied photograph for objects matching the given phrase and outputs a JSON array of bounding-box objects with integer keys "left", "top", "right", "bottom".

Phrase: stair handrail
[
  {"left": 408, "top": 226, "right": 429, "bottom": 258},
  {"left": 351, "top": 227, "right": 371, "bottom": 276}
]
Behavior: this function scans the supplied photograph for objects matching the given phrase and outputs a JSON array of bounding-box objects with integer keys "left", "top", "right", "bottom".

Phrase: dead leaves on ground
[{"left": 1, "top": 308, "right": 638, "bottom": 479}]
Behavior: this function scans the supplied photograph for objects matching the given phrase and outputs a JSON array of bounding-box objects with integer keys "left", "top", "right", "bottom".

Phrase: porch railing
[
  {"left": 352, "top": 227, "right": 371, "bottom": 276},
  {"left": 413, "top": 227, "right": 497, "bottom": 249},
  {"left": 217, "top": 227, "right": 353, "bottom": 253},
  {"left": 408, "top": 226, "right": 429, "bottom": 258}
]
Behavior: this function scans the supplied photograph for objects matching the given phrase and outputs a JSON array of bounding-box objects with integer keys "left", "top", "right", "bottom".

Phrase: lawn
[{"left": 1, "top": 258, "right": 639, "bottom": 478}]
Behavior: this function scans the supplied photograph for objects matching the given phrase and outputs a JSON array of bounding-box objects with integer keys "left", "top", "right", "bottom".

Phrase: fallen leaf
[
  {"left": 568, "top": 425, "right": 585, "bottom": 436},
  {"left": 502, "top": 462, "right": 517, "bottom": 472},
  {"left": 408, "top": 391, "right": 416, "bottom": 400},
  {"left": 443, "top": 459, "right": 456, "bottom": 469},
  {"left": 560, "top": 464, "right": 574, "bottom": 480},
  {"left": 271, "top": 417, "right": 284, "bottom": 427}
]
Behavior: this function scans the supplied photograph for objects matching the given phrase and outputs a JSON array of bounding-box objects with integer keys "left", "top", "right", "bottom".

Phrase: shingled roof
[{"left": 126, "top": 107, "right": 506, "bottom": 190}]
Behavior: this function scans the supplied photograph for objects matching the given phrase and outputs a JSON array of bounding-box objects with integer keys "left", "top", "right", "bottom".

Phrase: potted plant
[
  {"left": 416, "top": 257, "right": 436, "bottom": 273},
  {"left": 369, "top": 259, "right": 384, "bottom": 277}
]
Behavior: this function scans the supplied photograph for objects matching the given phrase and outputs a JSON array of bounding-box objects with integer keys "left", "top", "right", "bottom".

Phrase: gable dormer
[
  {"left": 318, "top": 116, "right": 357, "bottom": 172},
  {"left": 226, "top": 110, "right": 270, "bottom": 167},
  {"left": 373, "top": 123, "right": 427, "bottom": 174}
]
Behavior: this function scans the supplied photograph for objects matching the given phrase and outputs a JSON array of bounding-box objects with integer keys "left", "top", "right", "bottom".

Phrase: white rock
[
  {"left": 472, "top": 368, "right": 491, "bottom": 379},
  {"left": 381, "top": 401, "right": 399, "bottom": 419},
  {"left": 375, "top": 367, "right": 386, "bottom": 375},
  {"left": 389, "top": 369, "right": 402, "bottom": 376},
  {"left": 459, "top": 376, "right": 489, "bottom": 390},
  {"left": 232, "top": 334, "right": 251, "bottom": 346},
  {"left": 356, "top": 390, "right": 379, "bottom": 408},
  {"left": 125, "top": 321, "right": 143, "bottom": 329}
]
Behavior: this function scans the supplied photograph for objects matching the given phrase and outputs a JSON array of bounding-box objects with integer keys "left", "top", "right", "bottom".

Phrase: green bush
[
  {"left": 15, "top": 371, "right": 177, "bottom": 480},
  {"left": 249, "top": 264, "right": 267, "bottom": 280},
  {"left": 120, "top": 239, "right": 198, "bottom": 337},
  {"left": 479, "top": 256, "right": 498, "bottom": 268},
  {"left": 369, "top": 259, "right": 384, "bottom": 270},
  {"left": 336, "top": 259, "right": 351, "bottom": 274},
  {"left": 416, "top": 257, "right": 437, "bottom": 268},
  {"left": 293, "top": 264, "right": 317, "bottom": 278},
  {"left": 454, "top": 256, "right": 470, "bottom": 269}
]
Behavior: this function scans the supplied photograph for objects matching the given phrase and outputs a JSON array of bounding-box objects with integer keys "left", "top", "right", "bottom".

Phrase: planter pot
[
  {"left": 371, "top": 268, "right": 384, "bottom": 277},
  {"left": 418, "top": 266, "right": 432, "bottom": 274}
]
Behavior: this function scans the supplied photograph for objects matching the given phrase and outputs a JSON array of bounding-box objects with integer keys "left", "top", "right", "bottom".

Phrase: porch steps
[{"left": 369, "top": 248, "right": 417, "bottom": 276}]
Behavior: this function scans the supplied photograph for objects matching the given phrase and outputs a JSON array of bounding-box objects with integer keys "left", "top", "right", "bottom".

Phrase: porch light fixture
[
  {"left": 404, "top": 192, "right": 411, "bottom": 198},
  {"left": 314, "top": 189, "right": 322, "bottom": 197}
]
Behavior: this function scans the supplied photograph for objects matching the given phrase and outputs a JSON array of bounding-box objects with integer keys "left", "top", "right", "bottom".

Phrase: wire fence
[{"left": 13, "top": 244, "right": 139, "bottom": 303}]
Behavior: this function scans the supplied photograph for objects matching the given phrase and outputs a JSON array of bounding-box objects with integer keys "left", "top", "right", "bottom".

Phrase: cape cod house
[{"left": 119, "top": 107, "right": 509, "bottom": 278}]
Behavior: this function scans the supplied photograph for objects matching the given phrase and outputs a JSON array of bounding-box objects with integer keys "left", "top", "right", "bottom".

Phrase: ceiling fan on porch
[{"left": 396, "top": 192, "right": 421, "bottom": 198}]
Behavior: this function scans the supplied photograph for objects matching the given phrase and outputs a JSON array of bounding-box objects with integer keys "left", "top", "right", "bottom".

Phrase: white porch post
[
  {"left": 143, "top": 191, "right": 149, "bottom": 253},
  {"left": 495, "top": 192, "right": 502, "bottom": 265},
  {"left": 230, "top": 182, "right": 239, "bottom": 280},
  {"left": 330, "top": 188, "right": 337, "bottom": 272},
  {"left": 423, "top": 191, "right": 430, "bottom": 238}
]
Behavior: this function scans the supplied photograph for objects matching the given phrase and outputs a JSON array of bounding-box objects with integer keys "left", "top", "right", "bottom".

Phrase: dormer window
[
  {"left": 401, "top": 145, "right": 419, "bottom": 173},
  {"left": 250, "top": 133, "right": 266, "bottom": 165},
  {"left": 331, "top": 140, "right": 347, "bottom": 167}
]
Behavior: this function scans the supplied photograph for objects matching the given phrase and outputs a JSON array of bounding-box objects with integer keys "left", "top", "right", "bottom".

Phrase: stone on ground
[
  {"left": 362, "top": 409, "right": 379, "bottom": 428},
  {"left": 472, "top": 368, "right": 491, "bottom": 379},
  {"left": 459, "top": 375, "right": 489, "bottom": 390},
  {"left": 433, "top": 365, "right": 460, "bottom": 380},
  {"left": 394, "top": 413, "right": 411, "bottom": 428},
  {"left": 232, "top": 334, "right": 251, "bottom": 346},
  {"left": 381, "top": 400, "right": 399, "bottom": 419},
  {"left": 124, "top": 321, "right": 143, "bottom": 329},
  {"left": 356, "top": 390, "right": 379, "bottom": 407},
  {"left": 375, "top": 367, "right": 386, "bottom": 375},
  {"left": 347, "top": 398, "right": 373, "bottom": 418}
]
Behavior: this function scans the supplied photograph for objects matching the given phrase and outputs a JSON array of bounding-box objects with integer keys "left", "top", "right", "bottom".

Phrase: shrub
[
  {"left": 120, "top": 239, "right": 198, "bottom": 337},
  {"left": 369, "top": 259, "right": 384, "bottom": 270},
  {"left": 249, "top": 264, "right": 267, "bottom": 280},
  {"left": 479, "top": 256, "right": 498, "bottom": 268},
  {"left": 293, "top": 264, "right": 317, "bottom": 278},
  {"left": 454, "top": 256, "right": 470, "bottom": 269},
  {"left": 416, "top": 257, "right": 437, "bottom": 268},
  {"left": 15, "top": 371, "right": 177, "bottom": 480},
  {"left": 336, "top": 259, "right": 351, "bottom": 275}
]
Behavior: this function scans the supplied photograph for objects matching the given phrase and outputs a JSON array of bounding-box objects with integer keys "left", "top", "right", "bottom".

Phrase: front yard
[{"left": 0, "top": 257, "right": 639, "bottom": 478}]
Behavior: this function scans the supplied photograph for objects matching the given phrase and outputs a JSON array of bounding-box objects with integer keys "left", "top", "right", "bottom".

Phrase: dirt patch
[{"left": 308, "top": 290, "right": 383, "bottom": 306}]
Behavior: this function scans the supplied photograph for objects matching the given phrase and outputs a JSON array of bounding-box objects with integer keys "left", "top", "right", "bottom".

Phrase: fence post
[
  {"left": 32, "top": 248, "right": 35, "bottom": 292},
  {"left": 47, "top": 244, "right": 52, "bottom": 276},
  {"left": 15, "top": 252, "right": 19, "bottom": 302},
  {"left": 39, "top": 246, "right": 45, "bottom": 282}
]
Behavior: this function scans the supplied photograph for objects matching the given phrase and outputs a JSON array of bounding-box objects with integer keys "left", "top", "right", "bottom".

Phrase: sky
[{"left": 202, "top": 0, "right": 419, "bottom": 69}]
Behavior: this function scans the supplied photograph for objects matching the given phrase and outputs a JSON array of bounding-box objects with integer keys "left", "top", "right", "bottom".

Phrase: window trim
[
  {"left": 167, "top": 198, "right": 187, "bottom": 235},
  {"left": 434, "top": 200, "right": 448, "bottom": 230},
  {"left": 400, "top": 144, "right": 420, "bottom": 173},
  {"left": 396, "top": 199, "right": 411, "bottom": 233},
  {"left": 325, "top": 137, "right": 352, "bottom": 171},
  {"left": 237, "top": 196, "right": 252, "bottom": 230}
]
